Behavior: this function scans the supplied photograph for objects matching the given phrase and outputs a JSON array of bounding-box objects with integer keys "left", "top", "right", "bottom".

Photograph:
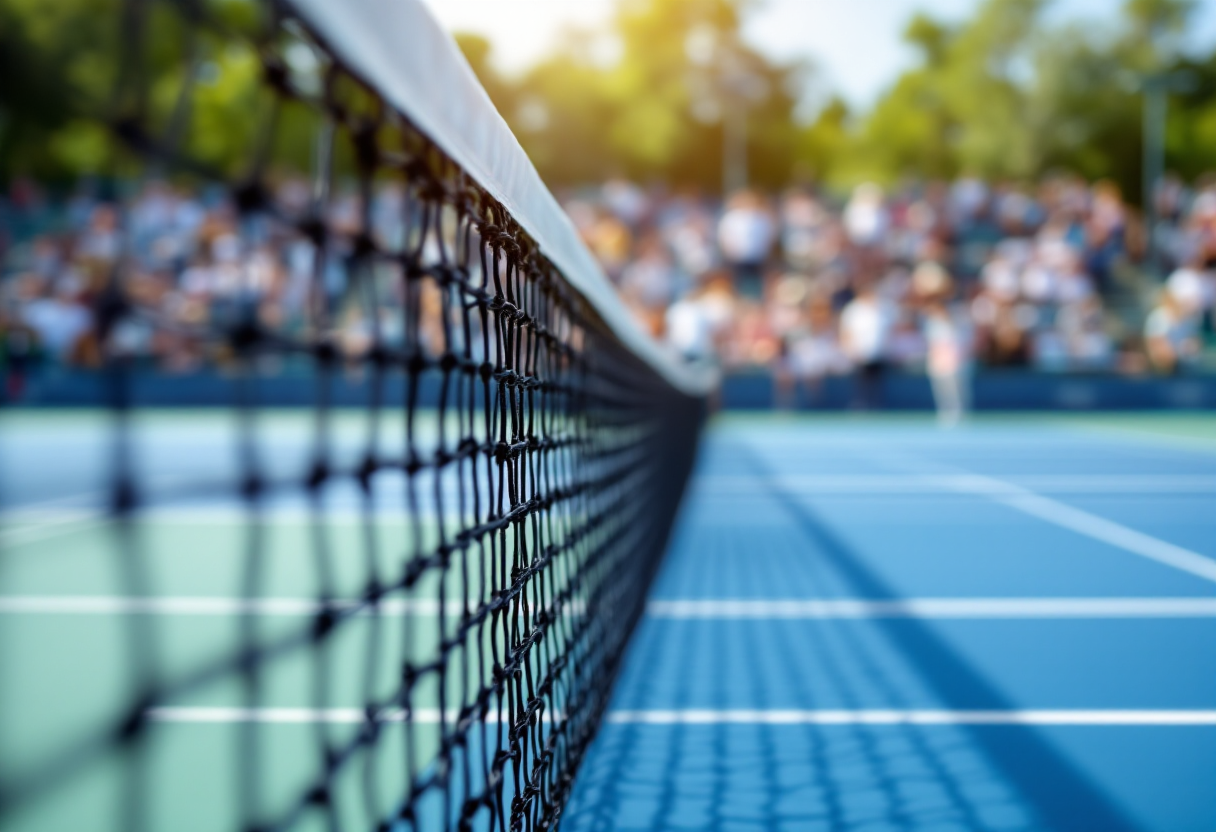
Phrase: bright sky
[{"left": 420, "top": 0, "right": 1216, "bottom": 111}]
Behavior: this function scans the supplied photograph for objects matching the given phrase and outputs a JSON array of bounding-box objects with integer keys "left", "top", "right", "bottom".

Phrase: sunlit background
[
  {"left": 3, "top": 0, "right": 1216, "bottom": 402},
  {"left": 409, "top": 0, "right": 1216, "bottom": 399},
  {"left": 423, "top": 0, "right": 1216, "bottom": 109}
]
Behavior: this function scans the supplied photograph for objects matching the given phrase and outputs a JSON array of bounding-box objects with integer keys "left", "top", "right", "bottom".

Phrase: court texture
[{"left": 2, "top": 410, "right": 1214, "bottom": 832}]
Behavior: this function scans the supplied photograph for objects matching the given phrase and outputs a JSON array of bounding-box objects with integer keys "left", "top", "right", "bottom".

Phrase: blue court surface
[{"left": 563, "top": 415, "right": 1216, "bottom": 832}]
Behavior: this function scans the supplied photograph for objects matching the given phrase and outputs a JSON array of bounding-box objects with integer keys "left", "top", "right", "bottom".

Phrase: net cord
[{"left": 287, "top": 0, "right": 717, "bottom": 398}]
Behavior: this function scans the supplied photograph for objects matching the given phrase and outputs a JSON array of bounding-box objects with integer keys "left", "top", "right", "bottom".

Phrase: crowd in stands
[
  {"left": 565, "top": 175, "right": 1216, "bottom": 390},
  {"left": 2, "top": 171, "right": 1215, "bottom": 406}
]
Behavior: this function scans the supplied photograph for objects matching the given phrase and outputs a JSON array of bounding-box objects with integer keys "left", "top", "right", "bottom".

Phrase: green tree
[
  {"left": 795, "top": 96, "right": 851, "bottom": 185},
  {"left": 832, "top": 0, "right": 1215, "bottom": 203},
  {"left": 1030, "top": 0, "right": 1201, "bottom": 202},
  {"left": 456, "top": 0, "right": 805, "bottom": 190},
  {"left": 838, "top": 0, "right": 1047, "bottom": 185},
  {"left": 843, "top": 13, "right": 959, "bottom": 184}
]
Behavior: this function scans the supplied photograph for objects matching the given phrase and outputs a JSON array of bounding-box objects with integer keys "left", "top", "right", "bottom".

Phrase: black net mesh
[{"left": 0, "top": 1, "right": 704, "bottom": 831}]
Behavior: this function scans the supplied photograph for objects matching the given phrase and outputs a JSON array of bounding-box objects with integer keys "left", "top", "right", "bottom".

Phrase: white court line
[
  {"left": 605, "top": 710, "right": 1216, "bottom": 726},
  {"left": 934, "top": 474, "right": 1216, "bottom": 585},
  {"left": 647, "top": 598, "right": 1216, "bottom": 619},
  {"left": 149, "top": 707, "right": 548, "bottom": 724},
  {"left": 2, "top": 507, "right": 450, "bottom": 524},
  {"left": 0, "top": 507, "right": 466, "bottom": 549},
  {"left": 0, "top": 515, "right": 108, "bottom": 547},
  {"left": 0, "top": 596, "right": 474, "bottom": 616},
  {"left": 0, "top": 595, "right": 587, "bottom": 617},
  {"left": 3, "top": 595, "right": 1213, "bottom": 618},
  {"left": 697, "top": 474, "right": 1216, "bottom": 494},
  {"left": 145, "top": 707, "right": 1216, "bottom": 726}
]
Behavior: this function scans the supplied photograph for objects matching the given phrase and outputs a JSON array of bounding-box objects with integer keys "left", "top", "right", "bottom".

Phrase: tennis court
[
  {"left": 2, "top": 0, "right": 1215, "bottom": 830},
  {"left": 563, "top": 414, "right": 1216, "bottom": 832},
  {"left": 3, "top": 412, "right": 1214, "bottom": 831}
]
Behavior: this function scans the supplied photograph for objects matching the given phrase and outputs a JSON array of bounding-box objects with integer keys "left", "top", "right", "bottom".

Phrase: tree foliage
[
  {"left": 825, "top": 0, "right": 1216, "bottom": 201},
  {"left": 479, "top": 0, "right": 805, "bottom": 191},
  {"left": 2, "top": 0, "right": 1216, "bottom": 203}
]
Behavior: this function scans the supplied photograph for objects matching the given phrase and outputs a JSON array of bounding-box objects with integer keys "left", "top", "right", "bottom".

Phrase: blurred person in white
[
  {"left": 840, "top": 281, "right": 893, "bottom": 409},
  {"left": 1019, "top": 260, "right": 1058, "bottom": 306},
  {"left": 924, "top": 303, "right": 971, "bottom": 425},
  {"left": 20, "top": 271, "right": 92, "bottom": 363},
  {"left": 717, "top": 190, "right": 775, "bottom": 301},
  {"left": 665, "top": 271, "right": 735, "bottom": 362},
  {"left": 1144, "top": 290, "right": 1200, "bottom": 374},
  {"left": 843, "top": 183, "right": 889, "bottom": 249},
  {"left": 914, "top": 263, "right": 970, "bottom": 426},
  {"left": 1166, "top": 258, "right": 1215, "bottom": 329}
]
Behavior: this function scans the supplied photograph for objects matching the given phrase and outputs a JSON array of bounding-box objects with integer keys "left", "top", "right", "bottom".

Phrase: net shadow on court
[{"left": 562, "top": 440, "right": 1145, "bottom": 832}]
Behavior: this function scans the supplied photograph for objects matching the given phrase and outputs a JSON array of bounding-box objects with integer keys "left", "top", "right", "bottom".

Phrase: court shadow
[{"left": 561, "top": 450, "right": 1141, "bottom": 832}]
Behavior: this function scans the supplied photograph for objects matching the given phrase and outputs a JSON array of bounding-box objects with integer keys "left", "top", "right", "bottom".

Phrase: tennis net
[{"left": 0, "top": 1, "right": 710, "bottom": 830}]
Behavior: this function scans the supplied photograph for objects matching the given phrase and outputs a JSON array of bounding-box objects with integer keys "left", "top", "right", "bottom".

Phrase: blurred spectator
[
  {"left": 843, "top": 183, "right": 889, "bottom": 249},
  {"left": 21, "top": 274, "right": 92, "bottom": 362},
  {"left": 1166, "top": 260, "right": 1215, "bottom": 326},
  {"left": 4, "top": 169, "right": 1216, "bottom": 400},
  {"left": 1145, "top": 290, "right": 1200, "bottom": 374},
  {"left": 717, "top": 190, "right": 774, "bottom": 301},
  {"left": 923, "top": 300, "right": 971, "bottom": 427},
  {"left": 839, "top": 282, "right": 892, "bottom": 409},
  {"left": 665, "top": 274, "right": 733, "bottom": 363}
]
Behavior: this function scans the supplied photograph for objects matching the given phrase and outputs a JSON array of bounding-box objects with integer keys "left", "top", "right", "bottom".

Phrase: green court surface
[{"left": 1, "top": 409, "right": 593, "bottom": 832}]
